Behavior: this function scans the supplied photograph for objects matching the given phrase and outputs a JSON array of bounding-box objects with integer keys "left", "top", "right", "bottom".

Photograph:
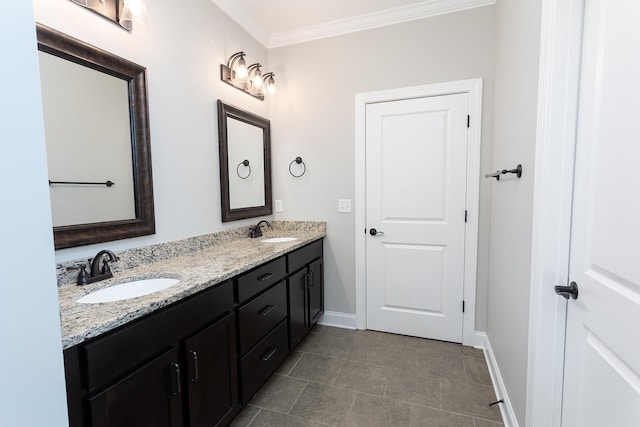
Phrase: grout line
[
  {"left": 287, "top": 380, "right": 309, "bottom": 414},
  {"left": 245, "top": 407, "right": 261, "bottom": 426}
]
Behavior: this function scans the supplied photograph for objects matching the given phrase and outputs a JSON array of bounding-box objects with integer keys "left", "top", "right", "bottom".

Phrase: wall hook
[
  {"left": 485, "top": 164, "right": 522, "bottom": 181},
  {"left": 237, "top": 159, "right": 251, "bottom": 179},
  {"left": 289, "top": 156, "right": 306, "bottom": 178}
]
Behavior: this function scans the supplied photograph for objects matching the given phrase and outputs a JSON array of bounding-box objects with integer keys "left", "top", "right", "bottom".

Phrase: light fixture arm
[{"left": 226, "top": 51, "right": 246, "bottom": 69}]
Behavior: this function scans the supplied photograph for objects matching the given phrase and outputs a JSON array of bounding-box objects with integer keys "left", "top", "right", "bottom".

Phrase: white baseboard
[
  {"left": 475, "top": 332, "right": 519, "bottom": 427},
  {"left": 318, "top": 311, "right": 357, "bottom": 329}
]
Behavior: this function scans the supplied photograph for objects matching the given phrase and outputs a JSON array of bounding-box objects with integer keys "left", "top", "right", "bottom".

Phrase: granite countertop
[{"left": 58, "top": 227, "right": 325, "bottom": 350}]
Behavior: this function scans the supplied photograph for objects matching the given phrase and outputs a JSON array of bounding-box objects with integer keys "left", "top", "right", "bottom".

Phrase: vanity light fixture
[
  {"left": 247, "top": 64, "right": 264, "bottom": 97},
  {"left": 263, "top": 73, "right": 276, "bottom": 95},
  {"left": 69, "top": 0, "right": 150, "bottom": 33},
  {"left": 220, "top": 54, "right": 276, "bottom": 101},
  {"left": 119, "top": 0, "right": 150, "bottom": 32}
]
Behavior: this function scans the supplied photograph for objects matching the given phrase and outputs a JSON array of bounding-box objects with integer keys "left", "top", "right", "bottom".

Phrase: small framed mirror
[
  {"left": 217, "top": 101, "right": 272, "bottom": 222},
  {"left": 36, "top": 24, "right": 155, "bottom": 249}
]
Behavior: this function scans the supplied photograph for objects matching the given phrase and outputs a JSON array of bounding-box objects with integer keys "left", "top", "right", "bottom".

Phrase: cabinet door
[
  {"left": 185, "top": 312, "right": 238, "bottom": 427},
  {"left": 88, "top": 348, "right": 183, "bottom": 427},
  {"left": 308, "top": 258, "right": 324, "bottom": 325},
  {"left": 288, "top": 268, "right": 308, "bottom": 349}
]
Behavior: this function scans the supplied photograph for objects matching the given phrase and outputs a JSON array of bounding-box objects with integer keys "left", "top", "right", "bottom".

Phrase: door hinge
[
  {"left": 462, "top": 300, "right": 466, "bottom": 313},
  {"left": 467, "top": 115, "right": 470, "bottom": 128},
  {"left": 465, "top": 210, "right": 468, "bottom": 223}
]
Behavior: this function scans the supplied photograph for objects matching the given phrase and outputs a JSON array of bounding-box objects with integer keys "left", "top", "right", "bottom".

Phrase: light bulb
[
  {"left": 265, "top": 75, "right": 276, "bottom": 95},
  {"left": 235, "top": 57, "right": 247, "bottom": 79}
]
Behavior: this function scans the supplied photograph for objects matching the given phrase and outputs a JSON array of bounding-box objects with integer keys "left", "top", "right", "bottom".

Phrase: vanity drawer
[
  {"left": 83, "top": 280, "right": 233, "bottom": 393},
  {"left": 237, "top": 281, "right": 287, "bottom": 355},
  {"left": 237, "top": 256, "right": 286, "bottom": 304},
  {"left": 287, "top": 239, "right": 322, "bottom": 273},
  {"left": 239, "top": 319, "right": 288, "bottom": 403}
]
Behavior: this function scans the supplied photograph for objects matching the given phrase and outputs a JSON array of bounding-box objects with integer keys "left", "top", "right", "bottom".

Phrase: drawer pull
[
  {"left": 258, "top": 272, "right": 274, "bottom": 282},
  {"left": 169, "top": 363, "right": 182, "bottom": 396},
  {"left": 261, "top": 347, "right": 277, "bottom": 361},
  {"left": 259, "top": 305, "right": 275, "bottom": 316},
  {"left": 188, "top": 350, "right": 199, "bottom": 383}
]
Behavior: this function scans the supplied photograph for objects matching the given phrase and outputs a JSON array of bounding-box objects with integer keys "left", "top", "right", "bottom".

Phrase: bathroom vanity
[{"left": 58, "top": 224, "right": 324, "bottom": 427}]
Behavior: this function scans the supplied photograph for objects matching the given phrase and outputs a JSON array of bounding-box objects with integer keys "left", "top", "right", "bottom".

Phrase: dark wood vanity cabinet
[
  {"left": 235, "top": 258, "right": 289, "bottom": 403},
  {"left": 287, "top": 240, "right": 324, "bottom": 349},
  {"left": 63, "top": 238, "right": 324, "bottom": 426},
  {"left": 64, "top": 280, "right": 239, "bottom": 427}
]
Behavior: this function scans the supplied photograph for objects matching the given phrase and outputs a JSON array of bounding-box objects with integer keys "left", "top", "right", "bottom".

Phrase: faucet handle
[
  {"left": 67, "top": 264, "right": 89, "bottom": 286},
  {"left": 101, "top": 260, "right": 112, "bottom": 275}
]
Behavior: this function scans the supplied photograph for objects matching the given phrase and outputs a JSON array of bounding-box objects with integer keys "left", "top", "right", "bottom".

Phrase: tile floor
[{"left": 230, "top": 325, "right": 504, "bottom": 427}]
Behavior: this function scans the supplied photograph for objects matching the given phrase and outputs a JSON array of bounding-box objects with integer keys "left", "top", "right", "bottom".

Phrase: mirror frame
[
  {"left": 36, "top": 23, "right": 155, "bottom": 249},
  {"left": 217, "top": 100, "right": 272, "bottom": 222}
]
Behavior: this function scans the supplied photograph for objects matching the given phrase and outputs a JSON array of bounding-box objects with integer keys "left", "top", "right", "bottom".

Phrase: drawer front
[
  {"left": 287, "top": 239, "right": 323, "bottom": 274},
  {"left": 238, "top": 281, "right": 287, "bottom": 355},
  {"left": 239, "top": 319, "right": 288, "bottom": 403},
  {"left": 237, "top": 257, "right": 286, "bottom": 304},
  {"left": 83, "top": 280, "right": 233, "bottom": 393}
]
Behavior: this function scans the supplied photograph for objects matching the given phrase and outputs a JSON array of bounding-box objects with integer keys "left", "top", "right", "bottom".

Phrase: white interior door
[
  {"left": 561, "top": 1, "right": 640, "bottom": 425},
  {"left": 365, "top": 93, "right": 468, "bottom": 342}
]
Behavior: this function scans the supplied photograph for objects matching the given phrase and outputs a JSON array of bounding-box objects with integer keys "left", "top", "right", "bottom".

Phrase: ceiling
[{"left": 211, "top": 0, "right": 494, "bottom": 48}]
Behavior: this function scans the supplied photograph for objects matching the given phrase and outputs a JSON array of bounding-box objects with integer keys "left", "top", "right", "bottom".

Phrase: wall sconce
[
  {"left": 70, "top": 0, "right": 150, "bottom": 33},
  {"left": 220, "top": 53, "right": 276, "bottom": 101}
]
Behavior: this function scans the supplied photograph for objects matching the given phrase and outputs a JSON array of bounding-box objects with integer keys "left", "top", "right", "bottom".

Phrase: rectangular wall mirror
[
  {"left": 217, "top": 101, "right": 272, "bottom": 222},
  {"left": 36, "top": 23, "right": 155, "bottom": 249}
]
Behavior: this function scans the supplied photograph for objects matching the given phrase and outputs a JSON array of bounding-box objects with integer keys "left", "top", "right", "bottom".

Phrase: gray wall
[
  {"left": 487, "top": 0, "right": 542, "bottom": 424},
  {"left": 268, "top": 6, "right": 495, "bottom": 328},
  {"left": 0, "top": 1, "right": 68, "bottom": 425},
  {"left": 34, "top": 0, "right": 273, "bottom": 263}
]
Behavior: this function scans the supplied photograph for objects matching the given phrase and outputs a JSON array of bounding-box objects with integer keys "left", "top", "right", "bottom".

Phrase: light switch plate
[
  {"left": 275, "top": 200, "right": 283, "bottom": 212},
  {"left": 338, "top": 199, "right": 352, "bottom": 213}
]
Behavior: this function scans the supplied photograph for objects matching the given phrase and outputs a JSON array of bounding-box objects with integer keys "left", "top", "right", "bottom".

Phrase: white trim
[
  {"left": 477, "top": 332, "right": 519, "bottom": 427},
  {"left": 526, "top": 0, "right": 583, "bottom": 426},
  {"left": 211, "top": 0, "right": 495, "bottom": 48},
  {"left": 268, "top": 0, "right": 495, "bottom": 48},
  {"left": 210, "top": 0, "right": 270, "bottom": 46},
  {"left": 318, "top": 311, "right": 357, "bottom": 330},
  {"left": 354, "top": 79, "right": 482, "bottom": 346}
]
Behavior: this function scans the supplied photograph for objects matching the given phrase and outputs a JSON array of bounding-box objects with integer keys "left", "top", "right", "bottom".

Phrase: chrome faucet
[
  {"left": 67, "top": 249, "right": 119, "bottom": 286},
  {"left": 249, "top": 220, "right": 271, "bottom": 238}
]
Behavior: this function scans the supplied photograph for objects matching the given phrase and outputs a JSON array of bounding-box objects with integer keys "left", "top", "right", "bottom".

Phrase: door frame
[
  {"left": 354, "top": 79, "right": 483, "bottom": 346},
  {"left": 526, "top": 0, "right": 584, "bottom": 425}
]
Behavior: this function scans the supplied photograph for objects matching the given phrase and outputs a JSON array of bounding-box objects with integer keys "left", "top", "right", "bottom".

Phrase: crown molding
[
  {"left": 268, "top": 0, "right": 495, "bottom": 48},
  {"left": 211, "top": 0, "right": 495, "bottom": 49},
  {"left": 210, "top": 0, "right": 270, "bottom": 46}
]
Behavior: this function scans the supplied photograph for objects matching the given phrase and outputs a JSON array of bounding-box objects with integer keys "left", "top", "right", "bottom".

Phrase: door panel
[
  {"left": 366, "top": 94, "right": 468, "bottom": 342},
  {"left": 382, "top": 244, "right": 445, "bottom": 312},
  {"left": 185, "top": 312, "right": 238, "bottom": 427},
  {"left": 88, "top": 348, "right": 183, "bottom": 427},
  {"left": 562, "top": 0, "right": 640, "bottom": 424}
]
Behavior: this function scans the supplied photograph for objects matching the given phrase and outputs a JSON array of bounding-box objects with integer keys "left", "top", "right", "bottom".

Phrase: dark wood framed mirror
[
  {"left": 36, "top": 23, "right": 155, "bottom": 249},
  {"left": 217, "top": 101, "right": 272, "bottom": 222}
]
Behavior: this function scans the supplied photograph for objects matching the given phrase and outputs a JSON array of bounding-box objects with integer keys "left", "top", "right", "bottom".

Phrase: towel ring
[
  {"left": 237, "top": 159, "right": 251, "bottom": 179},
  {"left": 289, "top": 156, "right": 306, "bottom": 178}
]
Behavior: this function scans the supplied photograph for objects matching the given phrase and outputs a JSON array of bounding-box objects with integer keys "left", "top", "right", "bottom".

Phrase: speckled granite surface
[{"left": 58, "top": 221, "right": 325, "bottom": 350}]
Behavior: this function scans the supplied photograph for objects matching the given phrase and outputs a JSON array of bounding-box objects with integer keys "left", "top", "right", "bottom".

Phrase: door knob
[
  {"left": 555, "top": 281, "right": 579, "bottom": 300},
  {"left": 369, "top": 228, "right": 384, "bottom": 236}
]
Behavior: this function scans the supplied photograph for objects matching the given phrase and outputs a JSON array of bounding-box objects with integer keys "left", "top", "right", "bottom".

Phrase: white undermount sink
[
  {"left": 261, "top": 237, "right": 298, "bottom": 243},
  {"left": 76, "top": 278, "right": 180, "bottom": 304}
]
